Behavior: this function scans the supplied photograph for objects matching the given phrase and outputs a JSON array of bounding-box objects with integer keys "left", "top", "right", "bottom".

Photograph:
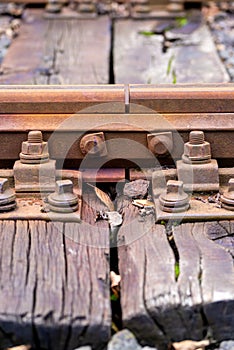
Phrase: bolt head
[
  {"left": 56, "top": 180, "right": 74, "bottom": 195},
  {"left": 80, "top": 132, "right": 107, "bottom": 156},
  {"left": 166, "top": 180, "right": 183, "bottom": 195},
  {"left": 147, "top": 132, "right": 173, "bottom": 157},
  {"left": 0, "top": 178, "right": 9, "bottom": 193}
]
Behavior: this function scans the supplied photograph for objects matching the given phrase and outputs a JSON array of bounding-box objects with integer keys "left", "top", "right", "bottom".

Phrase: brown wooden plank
[
  {"left": 118, "top": 201, "right": 234, "bottom": 348},
  {"left": 117, "top": 197, "right": 166, "bottom": 347},
  {"left": 174, "top": 222, "right": 234, "bottom": 341},
  {"left": 172, "top": 224, "right": 204, "bottom": 339},
  {"left": 0, "top": 10, "right": 46, "bottom": 84},
  {"left": 44, "top": 17, "right": 110, "bottom": 84},
  {"left": 0, "top": 9, "right": 111, "bottom": 85},
  {"left": 0, "top": 191, "right": 110, "bottom": 349},
  {"left": 114, "top": 20, "right": 229, "bottom": 85}
]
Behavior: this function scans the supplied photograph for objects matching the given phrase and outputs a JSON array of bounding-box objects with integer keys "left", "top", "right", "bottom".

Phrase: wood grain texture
[
  {"left": 0, "top": 192, "right": 110, "bottom": 350},
  {"left": 114, "top": 21, "right": 229, "bottom": 85},
  {"left": 117, "top": 197, "right": 234, "bottom": 350},
  {"left": 0, "top": 9, "right": 111, "bottom": 85}
]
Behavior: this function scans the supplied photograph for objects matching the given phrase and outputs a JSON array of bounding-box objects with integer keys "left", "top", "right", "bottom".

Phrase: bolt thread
[
  {"left": 28, "top": 131, "right": 43, "bottom": 143},
  {"left": 189, "top": 131, "right": 204, "bottom": 145}
]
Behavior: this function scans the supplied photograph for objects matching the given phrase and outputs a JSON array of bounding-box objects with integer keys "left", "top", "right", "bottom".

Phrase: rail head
[{"left": 0, "top": 84, "right": 234, "bottom": 114}]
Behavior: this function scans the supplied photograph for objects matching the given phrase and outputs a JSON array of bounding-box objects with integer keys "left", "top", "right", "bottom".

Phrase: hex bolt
[
  {"left": 0, "top": 178, "right": 17, "bottom": 212},
  {"left": 221, "top": 178, "right": 234, "bottom": 211},
  {"left": 47, "top": 179, "right": 79, "bottom": 213},
  {"left": 147, "top": 132, "right": 173, "bottom": 157},
  {"left": 159, "top": 180, "right": 189, "bottom": 213},
  {"left": 20, "top": 130, "right": 49, "bottom": 164},
  {"left": 80, "top": 132, "right": 107, "bottom": 157},
  {"left": 182, "top": 130, "right": 211, "bottom": 164}
]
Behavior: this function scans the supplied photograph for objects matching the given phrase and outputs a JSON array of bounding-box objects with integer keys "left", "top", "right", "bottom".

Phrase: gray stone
[
  {"left": 123, "top": 179, "right": 149, "bottom": 199},
  {"left": 107, "top": 329, "right": 142, "bottom": 350},
  {"left": 219, "top": 340, "right": 234, "bottom": 350}
]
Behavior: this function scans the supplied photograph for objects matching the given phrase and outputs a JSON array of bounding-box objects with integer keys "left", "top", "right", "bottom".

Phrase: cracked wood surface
[
  {"left": 0, "top": 9, "right": 110, "bottom": 84},
  {"left": 117, "top": 196, "right": 234, "bottom": 349},
  {"left": 114, "top": 20, "right": 230, "bottom": 84},
  {"left": 0, "top": 192, "right": 110, "bottom": 350},
  {"left": 114, "top": 20, "right": 229, "bottom": 84}
]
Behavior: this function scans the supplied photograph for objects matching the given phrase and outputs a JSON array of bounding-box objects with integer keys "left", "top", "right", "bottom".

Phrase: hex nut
[
  {"left": 182, "top": 131, "right": 211, "bottom": 164},
  {"left": 20, "top": 131, "right": 49, "bottom": 164},
  {"left": 183, "top": 142, "right": 211, "bottom": 163},
  {"left": 21, "top": 141, "right": 48, "bottom": 155}
]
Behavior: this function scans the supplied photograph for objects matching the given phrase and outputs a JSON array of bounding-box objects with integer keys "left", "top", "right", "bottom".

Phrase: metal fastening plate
[
  {"left": 0, "top": 196, "right": 82, "bottom": 221},
  {"left": 154, "top": 194, "right": 234, "bottom": 223}
]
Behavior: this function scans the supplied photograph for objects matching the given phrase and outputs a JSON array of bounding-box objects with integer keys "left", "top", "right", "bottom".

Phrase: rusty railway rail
[
  {"left": 0, "top": 84, "right": 233, "bottom": 350},
  {"left": 0, "top": 84, "right": 233, "bottom": 169}
]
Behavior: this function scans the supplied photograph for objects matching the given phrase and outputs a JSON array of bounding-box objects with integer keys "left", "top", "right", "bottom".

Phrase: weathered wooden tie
[
  {"left": 117, "top": 196, "right": 234, "bottom": 348},
  {"left": 0, "top": 192, "right": 110, "bottom": 350}
]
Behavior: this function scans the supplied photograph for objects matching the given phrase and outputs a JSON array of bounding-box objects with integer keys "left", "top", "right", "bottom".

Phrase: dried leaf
[
  {"left": 170, "top": 339, "right": 210, "bottom": 350},
  {"left": 88, "top": 184, "right": 114, "bottom": 211}
]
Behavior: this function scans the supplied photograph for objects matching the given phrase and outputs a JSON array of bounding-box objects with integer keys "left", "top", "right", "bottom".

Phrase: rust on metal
[
  {"left": 177, "top": 130, "right": 219, "bottom": 192},
  {"left": 221, "top": 179, "right": 234, "bottom": 211},
  {"left": 13, "top": 130, "right": 56, "bottom": 192},
  {"left": 47, "top": 179, "right": 79, "bottom": 213},
  {"left": 147, "top": 132, "right": 173, "bottom": 157},
  {"left": 159, "top": 179, "right": 190, "bottom": 213},
  {"left": 0, "top": 177, "right": 17, "bottom": 212},
  {"left": 129, "top": 84, "right": 234, "bottom": 113},
  {"left": 0, "top": 85, "right": 233, "bottom": 167},
  {"left": 0, "top": 85, "right": 126, "bottom": 114}
]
